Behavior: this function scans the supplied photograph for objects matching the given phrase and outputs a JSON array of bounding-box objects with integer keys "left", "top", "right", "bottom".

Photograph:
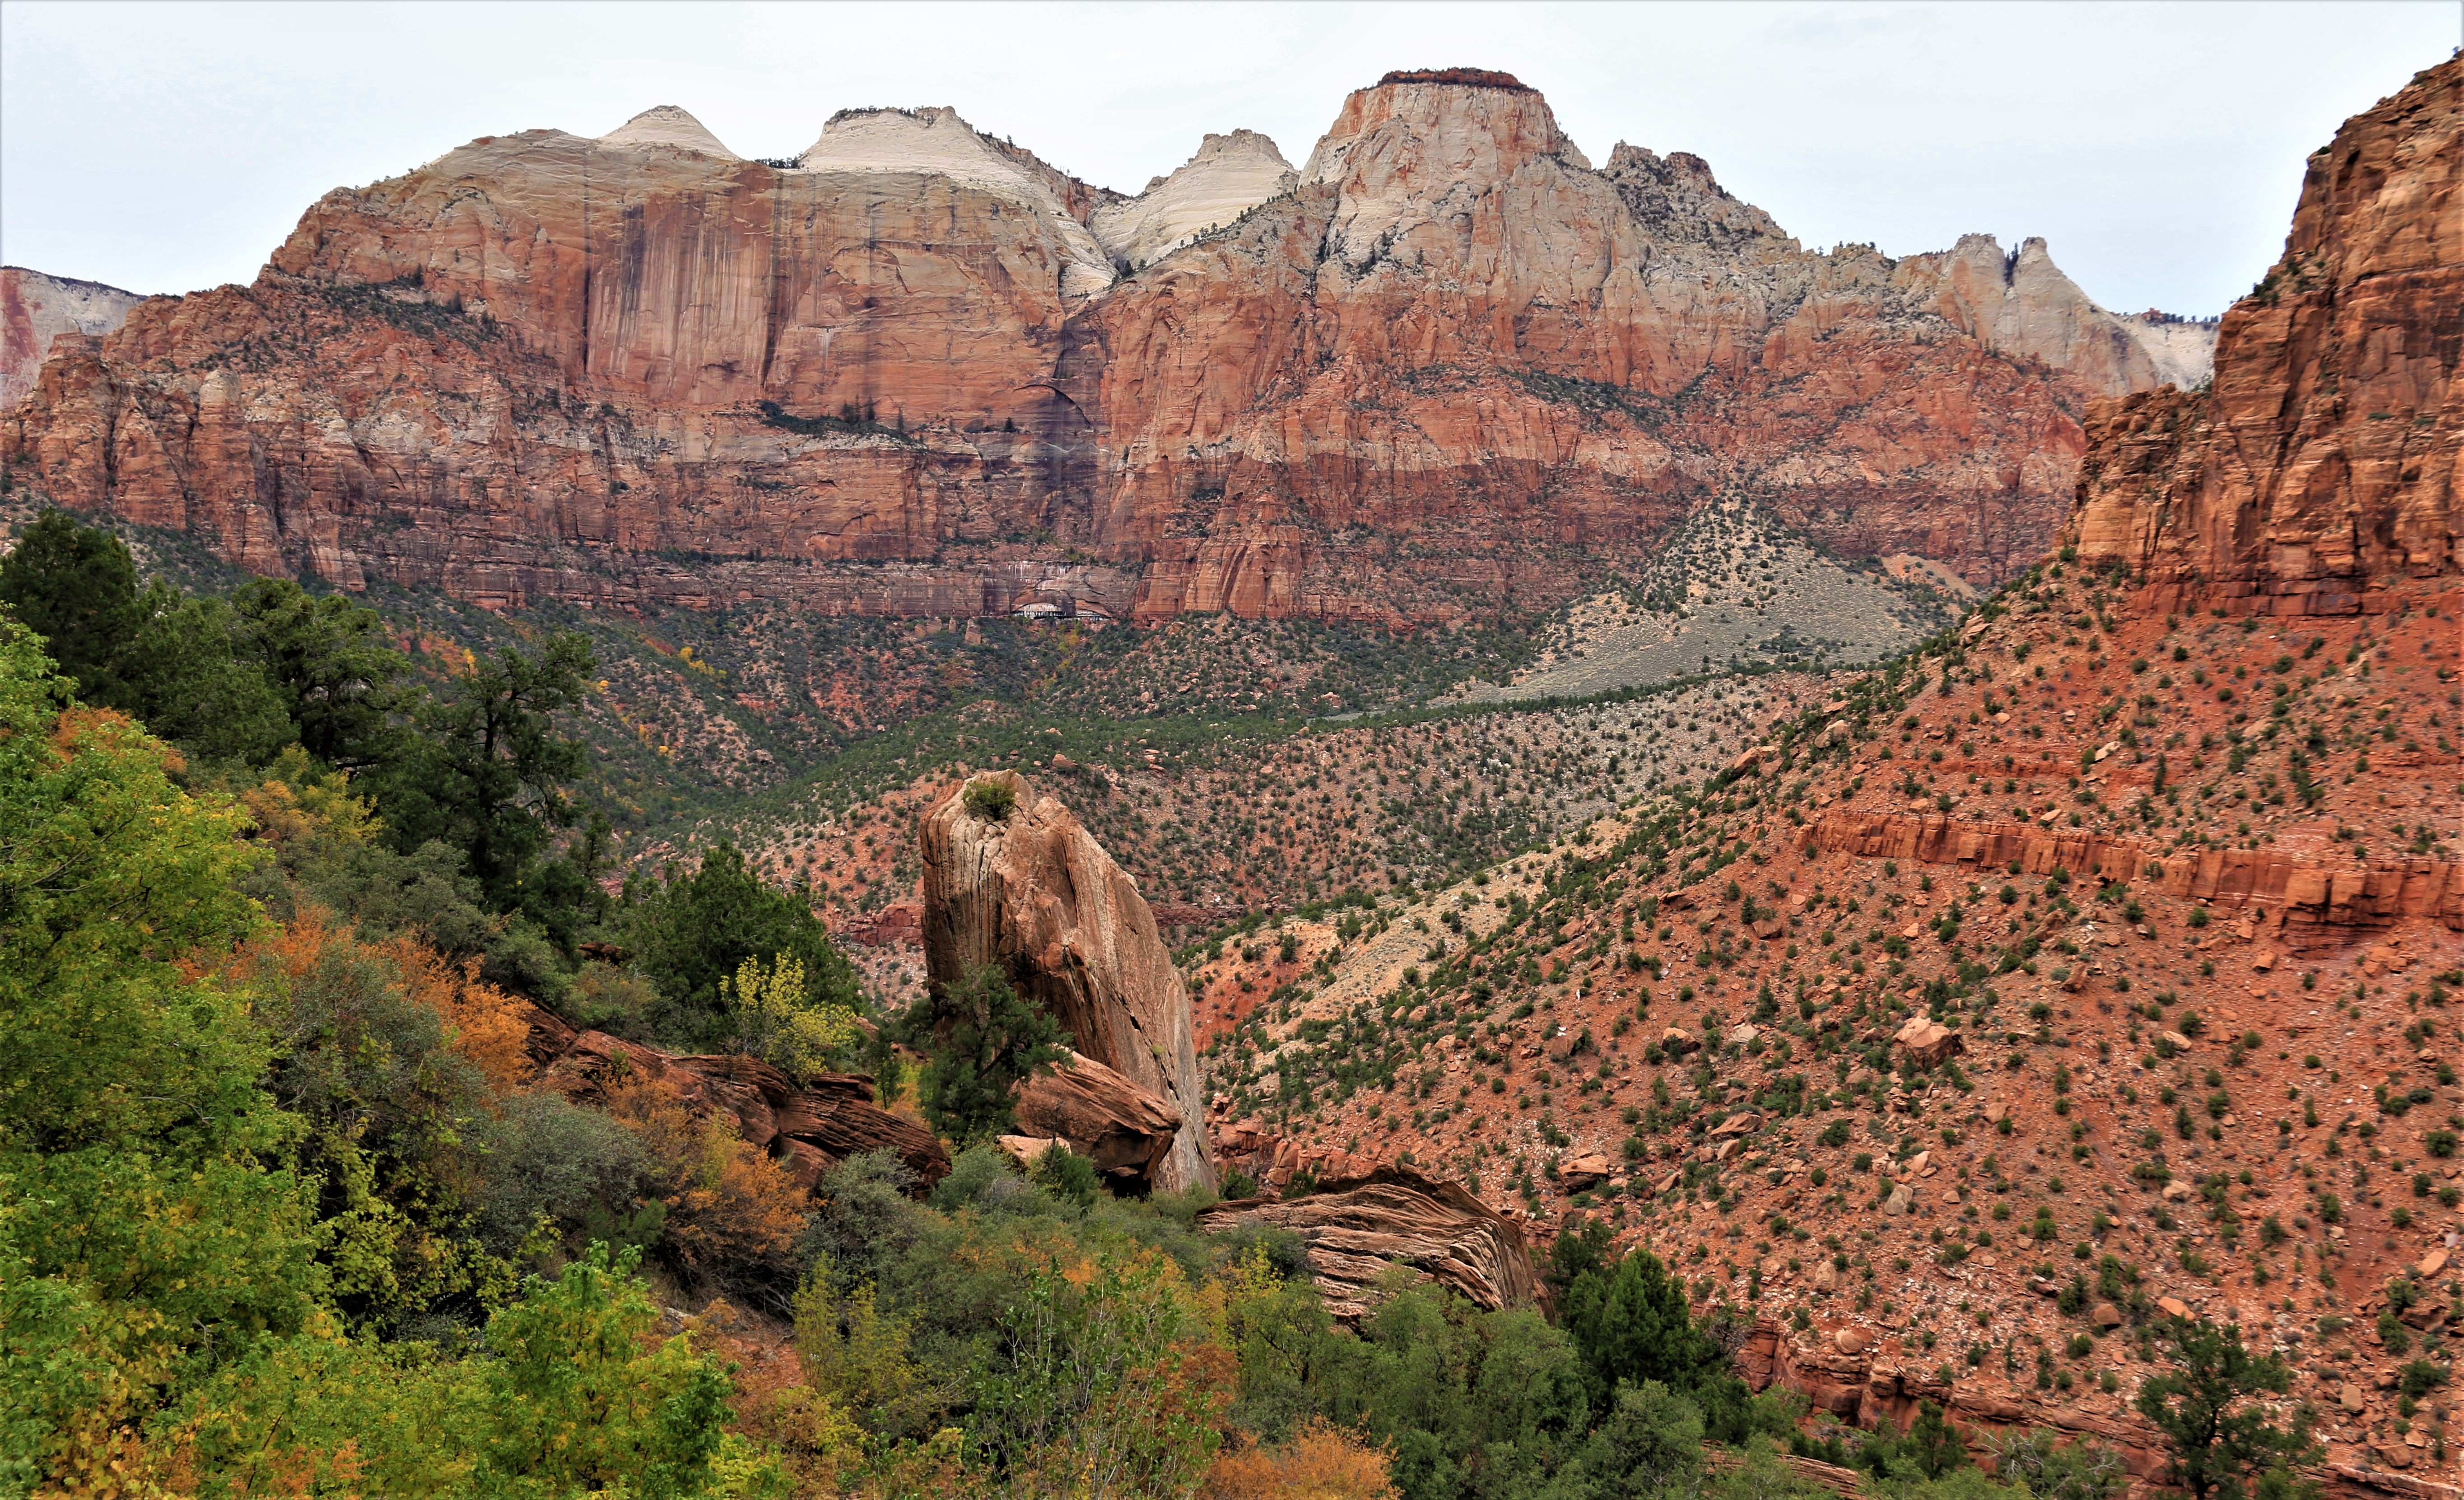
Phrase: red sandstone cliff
[
  {"left": 2073, "top": 59, "right": 2459, "bottom": 612},
  {"left": 5, "top": 81, "right": 2207, "bottom": 620}
]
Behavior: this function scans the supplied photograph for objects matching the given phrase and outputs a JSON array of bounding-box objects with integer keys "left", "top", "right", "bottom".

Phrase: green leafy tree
[
  {"left": 629, "top": 840, "right": 861, "bottom": 1049},
  {"left": 0, "top": 615, "right": 322, "bottom": 1484},
  {"left": 722, "top": 953, "right": 860, "bottom": 1081},
  {"left": 1576, "top": 1379, "right": 1706, "bottom": 1497},
  {"left": 474, "top": 1243, "right": 745, "bottom": 1498},
  {"left": 904, "top": 964, "right": 1067, "bottom": 1146},
  {"left": 1859, "top": 1399, "right": 1971, "bottom": 1481},
  {"left": 970, "top": 1250, "right": 1225, "bottom": 1496},
  {"left": 2135, "top": 1318, "right": 2320, "bottom": 1500}
]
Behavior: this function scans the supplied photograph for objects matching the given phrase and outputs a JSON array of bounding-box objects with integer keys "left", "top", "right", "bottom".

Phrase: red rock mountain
[
  {"left": 4, "top": 76, "right": 2208, "bottom": 623},
  {"left": 2075, "top": 57, "right": 2459, "bottom": 612}
]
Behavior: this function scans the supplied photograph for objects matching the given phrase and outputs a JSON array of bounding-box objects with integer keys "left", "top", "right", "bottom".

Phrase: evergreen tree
[
  {"left": 0, "top": 511, "right": 289, "bottom": 763},
  {"left": 627, "top": 839, "right": 861, "bottom": 1050},
  {"left": 2136, "top": 1318, "right": 2320, "bottom": 1500},
  {"left": 230, "top": 576, "right": 411, "bottom": 771},
  {"left": 377, "top": 632, "right": 594, "bottom": 909},
  {"left": 0, "top": 509, "right": 144, "bottom": 708},
  {"left": 903, "top": 964, "right": 1067, "bottom": 1146}
]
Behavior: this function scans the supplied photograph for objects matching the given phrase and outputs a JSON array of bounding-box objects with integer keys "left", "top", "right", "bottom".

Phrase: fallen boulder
[
  {"left": 1197, "top": 1166, "right": 1544, "bottom": 1320},
  {"left": 1893, "top": 1016, "right": 1965, "bottom": 1069},
  {"left": 921, "top": 771, "right": 1214, "bottom": 1192},
  {"left": 1558, "top": 1152, "right": 1615, "bottom": 1192},
  {"left": 1012, "top": 1049, "right": 1183, "bottom": 1188}
]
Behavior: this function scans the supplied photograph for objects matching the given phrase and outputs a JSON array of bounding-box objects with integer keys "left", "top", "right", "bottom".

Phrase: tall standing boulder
[{"left": 920, "top": 771, "right": 1216, "bottom": 1193}]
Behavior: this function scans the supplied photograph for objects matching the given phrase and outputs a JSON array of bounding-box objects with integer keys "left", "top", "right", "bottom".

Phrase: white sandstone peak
[
  {"left": 795, "top": 107, "right": 1116, "bottom": 298},
  {"left": 599, "top": 105, "right": 738, "bottom": 160},
  {"left": 1091, "top": 130, "right": 1295, "bottom": 271},
  {"left": 1300, "top": 71, "right": 1588, "bottom": 270}
]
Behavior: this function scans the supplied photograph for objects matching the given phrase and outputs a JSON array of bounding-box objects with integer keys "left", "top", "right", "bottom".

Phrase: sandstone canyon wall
[
  {"left": 4, "top": 76, "right": 2212, "bottom": 622},
  {"left": 0, "top": 266, "right": 146, "bottom": 408}
]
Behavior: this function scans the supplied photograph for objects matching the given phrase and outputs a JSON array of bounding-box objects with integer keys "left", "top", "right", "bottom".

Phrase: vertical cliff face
[
  {"left": 0, "top": 267, "right": 146, "bottom": 408},
  {"left": 918, "top": 772, "right": 1215, "bottom": 1195},
  {"left": 2073, "top": 57, "right": 2459, "bottom": 613},
  {"left": 5, "top": 77, "right": 2220, "bottom": 619}
]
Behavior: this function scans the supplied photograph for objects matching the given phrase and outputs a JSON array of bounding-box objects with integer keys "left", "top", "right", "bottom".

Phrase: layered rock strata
[
  {"left": 1011, "top": 1047, "right": 1185, "bottom": 1188},
  {"left": 520, "top": 1005, "right": 950, "bottom": 1192},
  {"left": 1196, "top": 1165, "right": 1545, "bottom": 1319}
]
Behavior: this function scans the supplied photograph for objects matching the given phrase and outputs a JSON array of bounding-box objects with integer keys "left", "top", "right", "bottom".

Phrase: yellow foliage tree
[{"left": 721, "top": 953, "right": 858, "bottom": 1082}]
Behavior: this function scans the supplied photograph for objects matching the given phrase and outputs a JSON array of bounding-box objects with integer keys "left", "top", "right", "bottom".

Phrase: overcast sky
[{"left": 3, "top": 1, "right": 2455, "bottom": 316}]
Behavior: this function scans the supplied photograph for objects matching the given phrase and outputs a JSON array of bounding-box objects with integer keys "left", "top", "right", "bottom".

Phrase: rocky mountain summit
[{"left": 5, "top": 73, "right": 2208, "bottom": 624}]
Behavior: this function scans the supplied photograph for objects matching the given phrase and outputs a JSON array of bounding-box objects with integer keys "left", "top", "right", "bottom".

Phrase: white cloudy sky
[{"left": 2, "top": 1, "right": 2454, "bottom": 315}]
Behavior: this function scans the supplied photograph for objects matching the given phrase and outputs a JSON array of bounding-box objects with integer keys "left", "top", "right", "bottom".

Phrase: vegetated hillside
[
  {"left": 1199, "top": 55, "right": 2463, "bottom": 1484},
  {"left": 685, "top": 670, "right": 1819, "bottom": 1002},
  {"left": 4, "top": 72, "right": 2204, "bottom": 633}
]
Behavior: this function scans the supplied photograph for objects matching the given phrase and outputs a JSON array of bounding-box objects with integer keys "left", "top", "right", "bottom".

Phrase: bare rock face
[
  {"left": 1196, "top": 1165, "right": 1545, "bottom": 1319},
  {"left": 2073, "top": 57, "right": 2459, "bottom": 614},
  {"left": 3, "top": 71, "right": 2208, "bottom": 614},
  {"left": 1011, "top": 1047, "right": 1184, "bottom": 1187},
  {"left": 525, "top": 1009, "right": 950, "bottom": 1192},
  {"left": 919, "top": 771, "right": 1215, "bottom": 1192},
  {"left": 598, "top": 103, "right": 740, "bottom": 159},
  {"left": 0, "top": 266, "right": 144, "bottom": 408},
  {"left": 1896, "top": 234, "right": 2217, "bottom": 397}
]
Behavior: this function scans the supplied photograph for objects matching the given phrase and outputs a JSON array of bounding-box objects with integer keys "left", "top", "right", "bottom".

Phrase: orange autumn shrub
[
  {"left": 603, "top": 1073, "right": 806, "bottom": 1280},
  {"left": 1201, "top": 1419, "right": 1398, "bottom": 1500},
  {"left": 231, "top": 907, "right": 531, "bottom": 1089},
  {"left": 380, "top": 934, "right": 533, "bottom": 1089}
]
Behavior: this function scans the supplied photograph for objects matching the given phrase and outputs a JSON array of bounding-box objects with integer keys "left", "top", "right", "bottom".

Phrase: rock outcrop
[
  {"left": 520, "top": 1005, "right": 949, "bottom": 1192},
  {"left": 5, "top": 72, "right": 2206, "bottom": 618},
  {"left": 1814, "top": 808, "right": 2463, "bottom": 944},
  {"left": 1898, "top": 234, "right": 2218, "bottom": 396},
  {"left": 2073, "top": 58, "right": 2459, "bottom": 614},
  {"left": 0, "top": 266, "right": 145, "bottom": 408},
  {"left": 919, "top": 771, "right": 1214, "bottom": 1192},
  {"left": 1011, "top": 1047, "right": 1185, "bottom": 1188},
  {"left": 1196, "top": 1165, "right": 1545, "bottom": 1319}
]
